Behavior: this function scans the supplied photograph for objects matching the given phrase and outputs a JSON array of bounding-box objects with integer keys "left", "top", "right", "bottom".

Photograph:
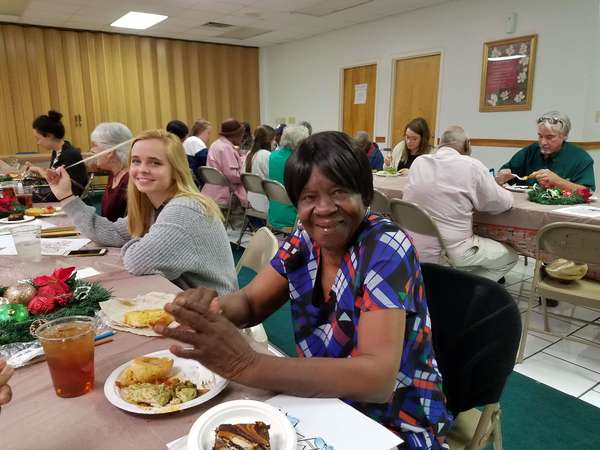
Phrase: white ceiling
[{"left": 0, "top": 0, "right": 453, "bottom": 47}]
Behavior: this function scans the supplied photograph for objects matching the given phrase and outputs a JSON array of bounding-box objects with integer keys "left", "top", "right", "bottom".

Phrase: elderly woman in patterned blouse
[{"left": 156, "top": 131, "right": 453, "bottom": 449}]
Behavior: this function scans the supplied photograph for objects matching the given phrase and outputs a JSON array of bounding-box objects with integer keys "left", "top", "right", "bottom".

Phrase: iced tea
[{"left": 35, "top": 316, "right": 95, "bottom": 398}]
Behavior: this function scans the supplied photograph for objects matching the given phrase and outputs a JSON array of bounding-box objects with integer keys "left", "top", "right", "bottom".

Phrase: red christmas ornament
[{"left": 27, "top": 296, "right": 57, "bottom": 315}]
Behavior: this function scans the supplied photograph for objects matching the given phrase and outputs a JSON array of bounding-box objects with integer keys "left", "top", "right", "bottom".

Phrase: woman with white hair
[
  {"left": 90, "top": 122, "right": 133, "bottom": 221},
  {"left": 268, "top": 125, "right": 309, "bottom": 229},
  {"left": 496, "top": 111, "right": 595, "bottom": 191}
]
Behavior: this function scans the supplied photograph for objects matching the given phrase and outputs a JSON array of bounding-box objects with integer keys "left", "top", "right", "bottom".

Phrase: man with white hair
[
  {"left": 496, "top": 111, "right": 595, "bottom": 191},
  {"left": 404, "top": 126, "right": 517, "bottom": 281}
]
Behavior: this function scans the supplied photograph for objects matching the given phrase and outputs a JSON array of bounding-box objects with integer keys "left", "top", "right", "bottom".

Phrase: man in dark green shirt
[{"left": 496, "top": 111, "right": 595, "bottom": 191}]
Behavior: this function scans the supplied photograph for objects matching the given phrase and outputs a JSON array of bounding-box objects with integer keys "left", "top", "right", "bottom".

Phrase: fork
[{"left": 513, "top": 174, "right": 531, "bottom": 181}]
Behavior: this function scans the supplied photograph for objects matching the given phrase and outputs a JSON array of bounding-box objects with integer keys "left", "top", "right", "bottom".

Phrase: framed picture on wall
[{"left": 479, "top": 34, "right": 537, "bottom": 112}]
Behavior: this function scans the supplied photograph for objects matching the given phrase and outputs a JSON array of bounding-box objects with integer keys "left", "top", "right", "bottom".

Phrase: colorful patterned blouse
[{"left": 270, "top": 214, "right": 453, "bottom": 448}]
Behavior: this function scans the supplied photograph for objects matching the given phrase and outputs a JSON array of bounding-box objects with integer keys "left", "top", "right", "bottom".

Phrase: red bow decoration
[
  {"left": 575, "top": 187, "right": 592, "bottom": 203},
  {"left": 29, "top": 267, "right": 77, "bottom": 314}
]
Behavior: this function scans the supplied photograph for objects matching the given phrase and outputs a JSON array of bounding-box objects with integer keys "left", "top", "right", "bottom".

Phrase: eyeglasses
[{"left": 537, "top": 116, "right": 564, "bottom": 126}]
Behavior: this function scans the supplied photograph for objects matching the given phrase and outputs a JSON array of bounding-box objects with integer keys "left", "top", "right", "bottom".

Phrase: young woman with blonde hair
[{"left": 46, "top": 129, "right": 237, "bottom": 293}]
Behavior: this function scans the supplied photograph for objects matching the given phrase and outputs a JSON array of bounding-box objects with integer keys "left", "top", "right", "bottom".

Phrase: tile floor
[
  {"left": 229, "top": 226, "right": 600, "bottom": 409},
  {"left": 506, "top": 257, "right": 600, "bottom": 408}
]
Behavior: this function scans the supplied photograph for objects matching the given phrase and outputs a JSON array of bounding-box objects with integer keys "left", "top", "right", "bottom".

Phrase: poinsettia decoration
[
  {"left": 29, "top": 267, "right": 77, "bottom": 315},
  {"left": 528, "top": 183, "right": 593, "bottom": 205},
  {"left": 0, "top": 189, "right": 25, "bottom": 218}
]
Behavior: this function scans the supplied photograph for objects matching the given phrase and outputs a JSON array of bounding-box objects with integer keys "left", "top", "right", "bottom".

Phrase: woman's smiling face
[
  {"left": 297, "top": 167, "right": 366, "bottom": 252},
  {"left": 129, "top": 139, "right": 173, "bottom": 196}
]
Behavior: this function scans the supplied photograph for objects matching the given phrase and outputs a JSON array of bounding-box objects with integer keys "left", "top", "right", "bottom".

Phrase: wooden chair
[
  {"left": 262, "top": 179, "right": 296, "bottom": 234},
  {"left": 370, "top": 189, "right": 391, "bottom": 216},
  {"left": 198, "top": 166, "right": 234, "bottom": 229},
  {"left": 238, "top": 173, "right": 268, "bottom": 244},
  {"left": 517, "top": 222, "right": 600, "bottom": 363},
  {"left": 389, "top": 198, "right": 454, "bottom": 266}
]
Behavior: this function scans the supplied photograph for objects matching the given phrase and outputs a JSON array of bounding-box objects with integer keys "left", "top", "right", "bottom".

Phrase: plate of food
[
  {"left": 0, "top": 214, "right": 35, "bottom": 224},
  {"left": 100, "top": 292, "right": 177, "bottom": 336},
  {"left": 25, "top": 206, "right": 64, "bottom": 217},
  {"left": 104, "top": 350, "right": 229, "bottom": 414},
  {"left": 374, "top": 168, "right": 400, "bottom": 177},
  {"left": 502, "top": 184, "right": 532, "bottom": 193},
  {"left": 187, "top": 399, "right": 297, "bottom": 450}
]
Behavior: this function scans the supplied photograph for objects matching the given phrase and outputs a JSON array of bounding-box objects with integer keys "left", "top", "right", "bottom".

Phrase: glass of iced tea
[
  {"left": 34, "top": 316, "right": 96, "bottom": 398},
  {"left": 16, "top": 184, "right": 33, "bottom": 208}
]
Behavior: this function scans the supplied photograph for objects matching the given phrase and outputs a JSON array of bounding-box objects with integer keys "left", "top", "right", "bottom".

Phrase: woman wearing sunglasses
[{"left": 495, "top": 111, "right": 595, "bottom": 191}]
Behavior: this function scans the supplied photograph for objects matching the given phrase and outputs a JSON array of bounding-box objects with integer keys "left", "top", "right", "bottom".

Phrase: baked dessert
[
  {"left": 25, "top": 206, "right": 55, "bottom": 217},
  {"left": 116, "top": 356, "right": 174, "bottom": 386},
  {"left": 213, "top": 422, "right": 271, "bottom": 450},
  {"left": 7, "top": 211, "right": 24, "bottom": 221},
  {"left": 123, "top": 309, "right": 174, "bottom": 328}
]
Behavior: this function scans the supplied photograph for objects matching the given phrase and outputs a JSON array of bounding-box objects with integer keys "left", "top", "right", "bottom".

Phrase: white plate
[
  {"left": 374, "top": 170, "right": 400, "bottom": 177},
  {"left": 104, "top": 349, "right": 229, "bottom": 415},
  {"left": 187, "top": 400, "right": 297, "bottom": 450},
  {"left": 502, "top": 184, "right": 532, "bottom": 193},
  {"left": 0, "top": 215, "right": 35, "bottom": 224},
  {"left": 39, "top": 207, "right": 65, "bottom": 217}
]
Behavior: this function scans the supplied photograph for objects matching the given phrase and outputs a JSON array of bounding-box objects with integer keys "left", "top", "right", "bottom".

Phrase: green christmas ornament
[{"left": 0, "top": 303, "right": 30, "bottom": 323}]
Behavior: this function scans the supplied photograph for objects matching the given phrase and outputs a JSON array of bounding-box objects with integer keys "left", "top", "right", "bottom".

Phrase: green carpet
[
  {"left": 498, "top": 372, "right": 600, "bottom": 450},
  {"left": 233, "top": 244, "right": 600, "bottom": 449}
]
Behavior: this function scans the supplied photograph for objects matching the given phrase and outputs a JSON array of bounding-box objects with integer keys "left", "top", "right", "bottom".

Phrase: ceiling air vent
[{"left": 201, "top": 21, "right": 234, "bottom": 29}]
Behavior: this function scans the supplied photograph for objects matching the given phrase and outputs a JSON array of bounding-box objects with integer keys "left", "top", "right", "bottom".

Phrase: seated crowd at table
[{"left": 0, "top": 107, "right": 597, "bottom": 449}]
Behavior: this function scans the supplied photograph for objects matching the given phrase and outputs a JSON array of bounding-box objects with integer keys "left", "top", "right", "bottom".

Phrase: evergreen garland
[
  {"left": 528, "top": 184, "right": 587, "bottom": 205},
  {"left": 0, "top": 281, "right": 111, "bottom": 345}
]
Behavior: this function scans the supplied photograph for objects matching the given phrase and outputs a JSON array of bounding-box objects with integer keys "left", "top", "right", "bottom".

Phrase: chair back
[
  {"left": 370, "top": 189, "right": 391, "bottom": 216},
  {"left": 390, "top": 198, "right": 452, "bottom": 264},
  {"left": 262, "top": 179, "right": 293, "bottom": 206},
  {"left": 79, "top": 173, "right": 95, "bottom": 200},
  {"left": 421, "top": 263, "right": 521, "bottom": 416},
  {"left": 241, "top": 173, "right": 265, "bottom": 195},
  {"left": 536, "top": 222, "right": 600, "bottom": 265},
  {"left": 198, "top": 166, "right": 231, "bottom": 188},
  {"left": 236, "top": 227, "right": 279, "bottom": 274}
]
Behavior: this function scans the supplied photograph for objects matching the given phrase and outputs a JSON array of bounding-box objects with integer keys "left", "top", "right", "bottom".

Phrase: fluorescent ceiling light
[
  {"left": 488, "top": 54, "right": 525, "bottom": 61},
  {"left": 111, "top": 11, "right": 167, "bottom": 30}
]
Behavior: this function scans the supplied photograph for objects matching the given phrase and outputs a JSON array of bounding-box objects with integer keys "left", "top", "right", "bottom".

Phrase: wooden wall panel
[{"left": 0, "top": 24, "right": 260, "bottom": 155}]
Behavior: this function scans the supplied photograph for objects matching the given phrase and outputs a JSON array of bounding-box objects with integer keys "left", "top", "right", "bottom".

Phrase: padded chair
[
  {"left": 236, "top": 227, "right": 280, "bottom": 343},
  {"left": 370, "top": 189, "right": 391, "bottom": 216},
  {"left": 238, "top": 173, "right": 268, "bottom": 244},
  {"left": 198, "top": 166, "right": 234, "bottom": 229},
  {"left": 390, "top": 198, "right": 454, "bottom": 266},
  {"left": 421, "top": 263, "right": 521, "bottom": 450},
  {"left": 517, "top": 222, "right": 600, "bottom": 363},
  {"left": 262, "top": 179, "right": 296, "bottom": 234}
]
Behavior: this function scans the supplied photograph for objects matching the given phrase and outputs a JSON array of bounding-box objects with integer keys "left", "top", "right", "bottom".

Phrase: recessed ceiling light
[{"left": 111, "top": 11, "right": 168, "bottom": 30}]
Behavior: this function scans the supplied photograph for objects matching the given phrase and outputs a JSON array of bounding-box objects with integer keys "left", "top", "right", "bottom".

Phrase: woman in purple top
[{"left": 90, "top": 122, "right": 132, "bottom": 221}]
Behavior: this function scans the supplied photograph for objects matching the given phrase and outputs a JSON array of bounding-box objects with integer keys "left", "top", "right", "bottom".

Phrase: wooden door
[
  {"left": 391, "top": 54, "right": 440, "bottom": 147},
  {"left": 342, "top": 64, "right": 377, "bottom": 139}
]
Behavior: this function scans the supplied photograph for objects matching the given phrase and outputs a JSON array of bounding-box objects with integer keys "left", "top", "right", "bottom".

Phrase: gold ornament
[
  {"left": 5, "top": 283, "right": 37, "bottom": 305},
  {"left": 0, "top": 297, "right": 9, "bottom": 305}
]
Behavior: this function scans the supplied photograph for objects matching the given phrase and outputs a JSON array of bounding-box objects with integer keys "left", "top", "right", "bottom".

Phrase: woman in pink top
[{"left": 201, "top": 119, "right": 247, "bottom": 207}]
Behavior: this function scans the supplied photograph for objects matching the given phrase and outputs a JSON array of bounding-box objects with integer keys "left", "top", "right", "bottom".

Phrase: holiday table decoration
[
  {"left": 0, "top": 267, "right": 111, "bottom": 344},
  {"left": 0, "top": 187, "right": 25, "bottom": 219},
  {"left": 528, "top": 183, "right": 593, "bottom": 205}
]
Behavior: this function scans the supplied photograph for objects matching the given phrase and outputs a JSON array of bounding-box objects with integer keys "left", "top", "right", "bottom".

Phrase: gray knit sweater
[{"left": 62, "top": 196, "right": 238, "bottom": 294}]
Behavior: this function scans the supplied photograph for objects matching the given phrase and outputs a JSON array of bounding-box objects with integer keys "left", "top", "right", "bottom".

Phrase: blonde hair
[{"left": 127, "top": 129, "right": 223, "bottom": 237}]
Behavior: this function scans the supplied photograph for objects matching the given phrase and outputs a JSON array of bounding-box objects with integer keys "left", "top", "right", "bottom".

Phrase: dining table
[
  {"left": 0, "top": 205, "right": 278, "bottom": 450},
  {"left": 373, "top": 174, "right": 600, "bottom": 278}
]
